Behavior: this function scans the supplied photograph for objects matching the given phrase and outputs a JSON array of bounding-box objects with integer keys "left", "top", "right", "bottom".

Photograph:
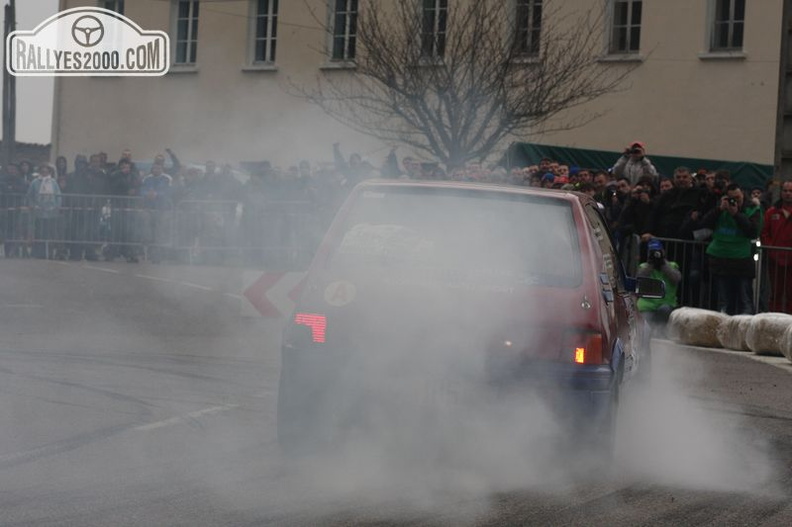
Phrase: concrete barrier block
[
  {"left": 745, "top": 313, "right": 792, "bottom": 356},
  {"left": 668, "top": 307, "right": 729, "bottom": 348},
  {"left": 777, "top": 322, "right": 792, "bottom": 363},
  {"left": 716, "top": 314, "right": 753, "bottom": 351}
]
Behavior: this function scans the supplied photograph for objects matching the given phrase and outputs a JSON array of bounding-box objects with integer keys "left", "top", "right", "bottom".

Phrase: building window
[
  {"left": 101, "top": 0, "right": 124, "bottom": 14},
  {"left": 421, "top": 0, "right": 447, "bottom": 59},
  {"left": 711, "top": 0, "right": 745, "bottom": 51},
  {"left": 515, "top": 0, "right": 542, "bottom": 56},
  {"left": 253, "top": 0, "right": 279, "bottom": 63},
  {"left": 174, "top": 0, "right": 199, "bottom": 64},
  {"left": 609, "top": 0, "right": 641, "bottom": 54},
  {"left": 330, "top": 0, "right": 357, "bottom": 61}
]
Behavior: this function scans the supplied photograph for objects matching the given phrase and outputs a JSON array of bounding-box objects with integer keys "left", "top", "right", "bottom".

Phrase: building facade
[{"left": 50, "top": 0, "right": 790, "bottom": 175}]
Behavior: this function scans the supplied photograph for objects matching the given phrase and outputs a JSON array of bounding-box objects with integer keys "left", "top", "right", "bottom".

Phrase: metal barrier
[
  {"left": 0, "top": 193, "right": 324, "bottom": 268},
  {"left": 4, "top": 191, "right": 792, "bottom": 313},
  {"left": 756, "top": 242, "right": 792, "bottom": 314},
  {"left": 635, "top": 237, "right": 792, "bottom": 316}
]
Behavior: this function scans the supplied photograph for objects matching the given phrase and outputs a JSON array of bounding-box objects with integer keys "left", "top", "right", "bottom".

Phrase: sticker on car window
[
  {"left": 325, "top": 280, "right": 357, "bottom": 306},
  {"left": 338, "top": 224, "right": 434, "bottom": 258}
]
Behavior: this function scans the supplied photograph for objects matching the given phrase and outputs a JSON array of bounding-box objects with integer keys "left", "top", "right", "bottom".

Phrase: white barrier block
[
  {"left": 668, "top": 307, "right": 729, "bottom": 348},
  {"left": 745, "top": 313, "right": 792, "bottom": 356},
  {"left": 780, "top": 324, "right": 792, "bottom": 363},
  {"left": 716, "top": 314, "right": 753, "bottom": 351}
]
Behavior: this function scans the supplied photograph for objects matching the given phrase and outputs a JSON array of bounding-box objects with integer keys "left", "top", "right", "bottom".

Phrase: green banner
[{"left": 503, "top": 143, "right": 773, "bottom": 190}]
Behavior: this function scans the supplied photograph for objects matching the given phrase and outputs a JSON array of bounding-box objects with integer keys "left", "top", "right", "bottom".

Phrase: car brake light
[
  {"left": 574, "top": 347, "right": 586, "bottom": 363},
  {"left": 565, "top": 332, "right": 603, "bottom": 364},
  {"left": 294, "top": 313, "right": 327, "bottom": 343}
]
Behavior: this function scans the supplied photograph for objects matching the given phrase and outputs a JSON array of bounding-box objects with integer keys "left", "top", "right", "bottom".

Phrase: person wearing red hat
[
  {"left": 612, "top": 141, "right": 658, "bottom": 186},
  {"left": 761, "top": 180, "right": 792, "bottom": 313}
]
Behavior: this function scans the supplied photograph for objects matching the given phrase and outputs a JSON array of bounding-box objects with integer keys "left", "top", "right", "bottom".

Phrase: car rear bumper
[{"left": 279, "top": 346, "right": 617, "bottom": 419}]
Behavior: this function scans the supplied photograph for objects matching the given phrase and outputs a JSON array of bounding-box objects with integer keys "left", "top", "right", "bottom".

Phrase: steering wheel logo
[{"left": 71, "top": 15, "right": 105, "bottom": 47}]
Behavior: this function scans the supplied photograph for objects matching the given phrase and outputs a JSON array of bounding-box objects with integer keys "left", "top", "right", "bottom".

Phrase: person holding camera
[
  {"left": 637, "top": 238, "right": 681, "bottom": 333},
  {"left": 612, "top": 141, "right": 659, "bottom": 186},
  {"left": 699, "top": 183, "right": 760, "bottom": 315}
]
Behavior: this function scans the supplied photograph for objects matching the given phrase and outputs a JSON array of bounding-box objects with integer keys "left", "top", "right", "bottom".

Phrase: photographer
[
  {"left": 637, "top": 238, "right": 681, "bottom": 333},
  {"left": 699, "top": 183, "right": 760, "bottom": 315},
  {"left": 612, "top": 141, "right": 659, "bottom": 186}
]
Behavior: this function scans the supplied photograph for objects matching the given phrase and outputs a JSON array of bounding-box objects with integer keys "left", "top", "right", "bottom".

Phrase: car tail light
[
  {"left": 564, "top": 331, "right": 603, "bottom": 364},
  {"left": 294, "top": 313, "right": 327, "bottom": 343}
]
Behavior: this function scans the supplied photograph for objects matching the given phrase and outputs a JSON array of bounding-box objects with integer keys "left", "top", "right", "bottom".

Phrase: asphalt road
[{"left": 0, "top": 258, "right": 791, "bottom": 526}]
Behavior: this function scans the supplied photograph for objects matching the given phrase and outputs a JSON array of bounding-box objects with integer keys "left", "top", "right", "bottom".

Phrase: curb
[{"left": 653, "top": 338, "right": 792, "bottom": 374}]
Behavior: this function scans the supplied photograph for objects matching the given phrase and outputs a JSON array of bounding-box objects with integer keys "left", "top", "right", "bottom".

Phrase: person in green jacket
[
  {"left": 700, "top": 183, "right": 760, "bottom": 315},
  {"left": 637, "top": 238, "right": 682, "bottom": 334}
]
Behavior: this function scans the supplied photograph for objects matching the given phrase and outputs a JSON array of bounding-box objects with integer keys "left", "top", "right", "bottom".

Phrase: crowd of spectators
[
  {"left": 381, "top": 140, "right": 790, "bottom": 316},
  {"left": 0, "top": 147, "right": 354, "bottom": 266},
  {"left": 2, "top": 140, "right": 792, "bottom": 316}
]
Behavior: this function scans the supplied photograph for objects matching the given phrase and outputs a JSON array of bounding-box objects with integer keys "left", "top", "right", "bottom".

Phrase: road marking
[
  {"left": 134, "top": 274, "right": 172, "bottom": 283},
  {"left": 133, "top": 404, "right": 239, "bottom": 431},
  {"left": 224, "top": 292, "right": 244, "bottom": 300},
  {"left": 180, "top": 281, "right": 214, "bottom": 291},
  {"left": 0, "top": 404, "right": 240, "bottom": 466},
  {"left": 83, "top": 265, "right": 121, "bottom": 274}
]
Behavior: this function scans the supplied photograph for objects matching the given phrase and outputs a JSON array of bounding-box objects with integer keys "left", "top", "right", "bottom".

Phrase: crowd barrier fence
[
  {"left": 0, "top": 193, "right": 324, "bottom": 269},
  {"left": 3, "top": 192, "right": 792, "bottom": 314}
]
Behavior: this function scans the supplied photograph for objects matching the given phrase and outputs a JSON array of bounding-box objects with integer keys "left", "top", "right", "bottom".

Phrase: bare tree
[{"left": 296, "top": 0, "right": 638, "bottom": 168}]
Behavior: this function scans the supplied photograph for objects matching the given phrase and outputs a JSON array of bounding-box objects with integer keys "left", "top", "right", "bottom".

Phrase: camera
[
  {"left": 649, "top": 250, "right": 664, "bottom": 260},
  {"left": 727, "top": 197, "right": 738, "bottom": 206}
]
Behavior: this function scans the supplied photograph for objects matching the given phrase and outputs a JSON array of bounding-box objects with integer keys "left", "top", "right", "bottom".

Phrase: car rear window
[{"left": 329, "top": 186, "right": 582, "bottom": 288}]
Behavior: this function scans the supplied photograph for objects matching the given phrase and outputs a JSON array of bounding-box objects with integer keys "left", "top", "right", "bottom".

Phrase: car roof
[{"left": 354, "top": 178, "right": 596, "bottom": 207}]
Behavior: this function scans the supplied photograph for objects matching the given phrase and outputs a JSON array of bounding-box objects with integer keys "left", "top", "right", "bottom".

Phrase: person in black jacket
[{"left": 641, "top": 166, "right": 705, "bottom": 306}]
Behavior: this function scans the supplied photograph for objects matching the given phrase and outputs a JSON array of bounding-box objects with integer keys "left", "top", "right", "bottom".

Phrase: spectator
[
  {"left": 700, "top": 183, "right": 760, "bottom": 315},
  {"left": 241, "top": 166, "right": 272, "bottom": 264},
  {"left": 141, "top": 163, "right": 173, "bottom": 263},
  {"left": 642, "top": 166, "right": 704, "bottom": 305},
  {"left": 106, "top": 159, "right": 141, "bottom": 262},
  {"left": 658, "top": 177, "right": 673, "bottom": 194},
  {"left": 1, "top": 163, "right": 28, "bottom": 257},
  {"left": 380, "top": 148, "right": 402, "bottom": 179},
  {"left": 333, "top": 143, "right": 372, "bottom": 189},
  {"left": 618, "top": 182, "right": 655, "bottom": 271},
  {"left": 63, "top": 155, "right": 100, "bottom": 261},
  {"left": 18, "top": 159, "right": 34, "bottom": 184},
  {"left": 88, "top": 153, "right": 108, "bottom": 194},
  {"left": 55, "top": 156, "right": 68, "bottom": 182},
  {"left": 760, "top": 180, "right": 792, "bottom": 313},
  {"left": 592, "top": 170, "right": 609, "bottom": 198},
  {"left": 153, "top": 148, "right": 182, "bottom": 178},
  {"left": 637, "top": 238, "right": 681, "bottom": 335},
  {"left": 26, "top": 164, "right": 62, "bottom": 259},
  {"left": 577, "top": 168, "right": 593, "bottom": 185},
  {"left": 609, "top": 177, "right": 632, "bottom": 224},
  {"left": 612, "top": 141, "right": 659, "bottom": 185},
  {"left": 643, "top": 167, "right": 703, "bottom": 242}
]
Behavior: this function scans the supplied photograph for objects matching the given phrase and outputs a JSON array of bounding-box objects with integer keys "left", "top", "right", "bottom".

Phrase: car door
[{"left": 583, "top": 203, "right": 636, "bottom": 376}]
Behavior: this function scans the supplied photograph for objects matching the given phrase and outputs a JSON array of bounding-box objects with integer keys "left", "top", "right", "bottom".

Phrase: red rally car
[{"left": 277, "top": 180, "right": 664, "bottom": 455}]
